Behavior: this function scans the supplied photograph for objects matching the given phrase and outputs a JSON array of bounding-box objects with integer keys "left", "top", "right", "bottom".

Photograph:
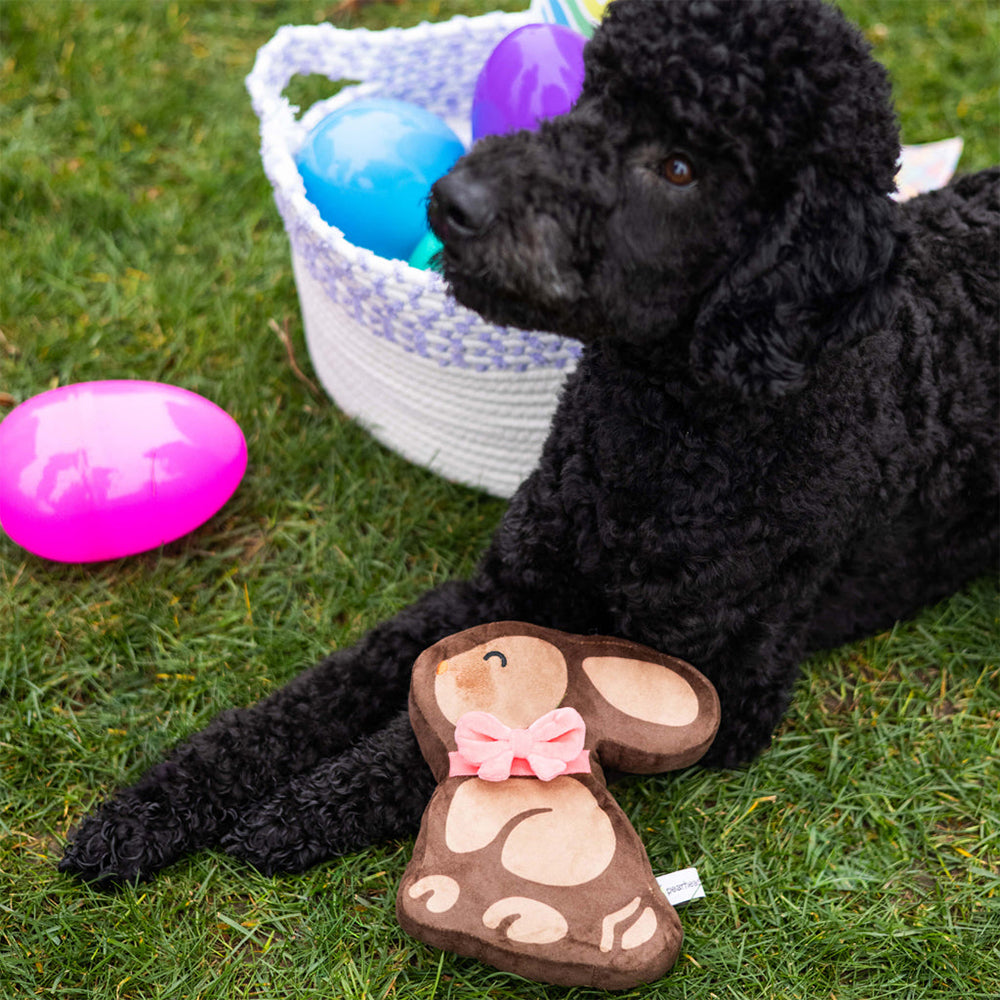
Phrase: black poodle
[{"left": 62, "top": 0, "right": 998, "bottom": 888}]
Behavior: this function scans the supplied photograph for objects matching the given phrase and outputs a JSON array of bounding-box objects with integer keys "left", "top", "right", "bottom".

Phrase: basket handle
[
  {"left": 245, "top": 23, "right": 391, "bottom": 126},
  {"left": 246, "top": 12, "right": 536, "bottom": 129}
]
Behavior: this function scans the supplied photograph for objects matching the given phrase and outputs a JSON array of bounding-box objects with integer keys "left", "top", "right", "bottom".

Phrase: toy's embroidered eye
[
  {"left": 483, "top": 650, "right": 508, "bottom": 669},
  {"left": 663, "top": 154, "right": 696, "bottom": 186}
]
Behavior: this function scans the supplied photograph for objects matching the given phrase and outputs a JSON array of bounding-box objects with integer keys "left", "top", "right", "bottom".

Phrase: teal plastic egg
[{"left": 409, "top": 231, "right": 444, "bottom": 271}]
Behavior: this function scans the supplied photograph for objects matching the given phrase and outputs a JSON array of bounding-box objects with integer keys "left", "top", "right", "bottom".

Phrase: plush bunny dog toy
[{"left": 397, "top": 622, "right": 720, "bottom": 989}]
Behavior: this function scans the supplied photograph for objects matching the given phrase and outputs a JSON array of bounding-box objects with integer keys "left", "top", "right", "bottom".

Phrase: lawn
[{"left": 1, "top": 1, "right": 998, "bottom": 998}]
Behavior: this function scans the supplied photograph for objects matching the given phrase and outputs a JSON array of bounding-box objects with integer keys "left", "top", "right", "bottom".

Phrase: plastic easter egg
[
  {"left": 295, "top": 98, "right": 465, "bottom": 261},
  {"left": 535, "top": 0, "right": 609, "bottom": 37},
  {"left": 471, "top": 24, "right": 587, "bottom": 142},
  {"left": 408, "top": 230, "right": 444, "bottom": 272},
  {"left": 0, "top": 380, "right": 247, "bottom": 563}
]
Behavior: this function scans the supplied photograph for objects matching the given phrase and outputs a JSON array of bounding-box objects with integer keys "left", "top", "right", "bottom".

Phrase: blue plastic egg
[{"left": 295, "top": 98, "right": 465, "bottom": 261}]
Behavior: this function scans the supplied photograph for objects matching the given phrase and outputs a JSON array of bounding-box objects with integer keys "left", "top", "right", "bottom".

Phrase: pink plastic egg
[{"left": 0, "top": 380, "right": 247, "bottom": 563}]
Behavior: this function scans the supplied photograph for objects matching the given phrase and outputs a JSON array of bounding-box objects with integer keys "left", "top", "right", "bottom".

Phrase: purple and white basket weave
[{"left": 246, "top": 10, "right": 583, "bottom": 498}]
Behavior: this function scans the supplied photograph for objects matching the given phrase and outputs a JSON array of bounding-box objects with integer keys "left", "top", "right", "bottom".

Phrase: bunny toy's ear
[
  {"left": 569, "top": 635, "right": 720, "bottom": 775},
  {"left": 690, "top": 171, "right": 902, "bottom": 398}
]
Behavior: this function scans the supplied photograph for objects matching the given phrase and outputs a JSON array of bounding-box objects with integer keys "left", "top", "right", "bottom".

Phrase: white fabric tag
[{"left": 655, "top": 867, "right": 705, "bottom": 907}]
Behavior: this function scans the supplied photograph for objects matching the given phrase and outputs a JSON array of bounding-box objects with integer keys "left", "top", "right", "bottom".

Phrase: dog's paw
[{"left": 59, "top": 795, "right": 188, "bottom": 891}]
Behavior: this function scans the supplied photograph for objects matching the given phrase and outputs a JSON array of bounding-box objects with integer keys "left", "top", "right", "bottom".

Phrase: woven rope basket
[
  {"left": 246, "top": 8, "right": 957, "bottom": 499},
  {"left": 246, "top": 8, "right": 584, "bottom": 498}
]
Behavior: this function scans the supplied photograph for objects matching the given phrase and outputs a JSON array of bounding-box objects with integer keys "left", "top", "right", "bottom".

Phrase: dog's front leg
[
  {"left": 58, "top": 577, "right": 516, "bottom": 889},
  {"left": 698, "top": 637, "right": 810, "bottom": 769},
  {"left": 217, "top": 708, "right": 436, "bottom": 873}
]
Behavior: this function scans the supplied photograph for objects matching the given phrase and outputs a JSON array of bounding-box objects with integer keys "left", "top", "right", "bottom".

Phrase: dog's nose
[{"left": 429, "top": 171, "right": 496, "bottom": 240}]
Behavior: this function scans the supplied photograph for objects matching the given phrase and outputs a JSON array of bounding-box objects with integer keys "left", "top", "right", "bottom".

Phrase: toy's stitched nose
[{"left": 430, "top": 171, "right": 496, "bottom": 240}]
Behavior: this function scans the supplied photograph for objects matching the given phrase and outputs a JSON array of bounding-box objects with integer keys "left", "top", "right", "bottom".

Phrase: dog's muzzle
[{"left": 429, "top": 170, "right": 497, "bottom": 242}]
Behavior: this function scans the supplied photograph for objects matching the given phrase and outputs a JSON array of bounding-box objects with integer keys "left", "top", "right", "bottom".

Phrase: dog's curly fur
[{"left": 62, "top": 0, "right": 998, "bottom": 889}]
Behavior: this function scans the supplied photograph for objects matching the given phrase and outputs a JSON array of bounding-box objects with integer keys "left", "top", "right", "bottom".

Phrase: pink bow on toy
[{"left": 448, "top": 707, "right": 591, "bottom": 781}]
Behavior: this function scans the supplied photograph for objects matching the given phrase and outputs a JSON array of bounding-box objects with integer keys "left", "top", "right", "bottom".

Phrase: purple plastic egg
[
  {"left": 472, "top": 23, "right": 587, "bottom": 142},
  {"left": 0, "top": 380, "right": 247, "bottom": 563}
]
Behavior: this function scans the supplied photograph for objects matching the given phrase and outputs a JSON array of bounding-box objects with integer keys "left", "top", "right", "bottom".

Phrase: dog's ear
[{"left": 691, "top": 169, "right": 901, "bottom": 397}]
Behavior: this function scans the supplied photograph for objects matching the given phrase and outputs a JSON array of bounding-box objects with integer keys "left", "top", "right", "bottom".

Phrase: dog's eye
[
  {"left": 483, "top": 650, "right": 508, "bottom": 669},
  {"left": 663, "top": 154, "right": 696, "bottom": 187}
]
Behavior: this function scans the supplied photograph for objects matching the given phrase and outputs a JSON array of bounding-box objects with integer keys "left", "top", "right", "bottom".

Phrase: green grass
[{"left": 1, "top": 1, "right": 998, "bottom": 997}]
